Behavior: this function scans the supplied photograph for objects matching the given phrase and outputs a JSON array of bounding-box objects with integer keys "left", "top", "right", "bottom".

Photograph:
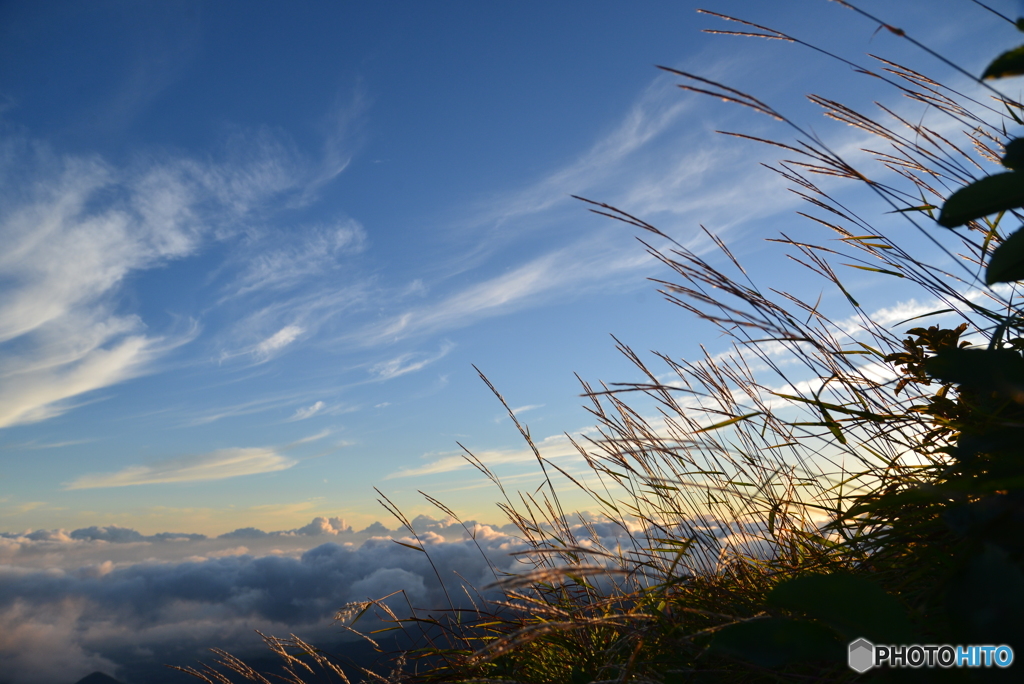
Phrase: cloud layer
[
  {"left": 0, "top": 516, "right": 528, "bottom": 684},
  {"left": 0, "top": 511, "right": 783, "bottom": 684}
]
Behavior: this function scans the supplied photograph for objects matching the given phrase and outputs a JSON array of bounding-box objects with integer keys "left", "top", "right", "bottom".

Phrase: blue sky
[
  {"left": 2, "top": 1, "right": 1022, "bottom": 682},
  {"left": 0, "top": 1, "right": 1011, "bottom": 536}
]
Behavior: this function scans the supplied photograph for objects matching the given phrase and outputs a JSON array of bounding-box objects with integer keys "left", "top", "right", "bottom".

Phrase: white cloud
[
  {"left": 337, "top": 63, "right": 805, "bottom": 355},
  {"left": 302, "top": 88, "right": 368, "bottom": 200},
  {"left": 292, "top": 516, "right": 353, "bottom": 536},
  {"left": 64, "top": 447, "right": 296, "bottom": 489},
  {"left": 281, "top": 430, "right": 334, "bottom": 447},
  {"left": 217, "top": 280, "right": 370, "bottom": 367},
  {"left": 254, "top": 324, "right": 304, "bottom": 360},
  {"left": 289, "top": 402, "right": 326, "bottom": 422},
  {"left": 0, "top": 149, "right": 207, "bottom": 428},
  {"left": 227, "top": 219, "right": 367, "bottom": 299},
  {"left": 357, "top": 244, "right": 650, "bottom": 345},
  {"left": 386, "top": 431, "right": 585, "bottom": 479},
  {"left": 471, "top": 74, "right": 693, "bottom": 232},
  {"left": 0, "top": 127, "right": 325, "bottom": 431},
  {"left": 0, "top": 510, "right": 788, "bottom": 684},
  {"left": 0, "top": 330, "right": 161, "bottom": 428},
  {"left": 0, "top": 157, "right": 195, "bottom": 344},
  {"left": 0, "top": 519, "right": 530, "bottom": 684},
  {"left": 368, "top": 342, "right": 455, "bottom": 380},
  {"left": 0, "top": 599, "right": 121, "bottom": 684},
  {"left": 186, "top": 394, "right": 301, "bottom": 426}
]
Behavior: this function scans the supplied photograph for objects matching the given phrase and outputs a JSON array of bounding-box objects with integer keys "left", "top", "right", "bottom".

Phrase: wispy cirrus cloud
[
  {"left": 216, "top": 278, "right": 372, "bottom": 368},
  {"left": 0, "top": 147, "right": 213, "bottom": 429},
  {"left": 0, "top": 325, "right": 172, "bottom": 429},
  {"left": 64, "top": 447, "right": 296, "bottom": 490},
  {"left": 494, "top": 404, "right": 545, "bottom": 424},
  {"left": 301, "top": 88, "right": 369, "bottom": 202},
  {"left": 226, "top": 219, "right": 367, "bottom": 300},
  {"left": 355, "top": 243, "right": 650, "bottom": 346},
  {"left": 0, "top": 78, "right": 373, "bottom": 430},
  {"left": 254, "top": 324, "right": 304, "bottom": 359},
  {"left": 185, "top": 393, "right": 303, "bottom": 426},
  {"left": 386, "top": 430, "right": 588, "bottom": 479},
  {"left": 1, "top": 439, "right": 97, "bottom": 451},
  {"left": 285, "top": 429, "right": 333, "bottom": 445},
  {"left": 369, "top": 341, "right": 455, "bottom": 380},
  {"left": 0, "top": 124, "right": 340, "bottom": 431},
  {"left": 347, "top": 66, "right": 804, "bottom": 352},
  {"left": 468, "top": 73, "right": 693, "bottom": 236},
  {"left": 289, "top": 401, "right": 326, "bottom": 421}
]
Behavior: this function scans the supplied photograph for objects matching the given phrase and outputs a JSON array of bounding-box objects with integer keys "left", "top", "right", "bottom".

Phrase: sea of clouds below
[{"left": 0, "top": 514, "right": 758, "bottom": 684}]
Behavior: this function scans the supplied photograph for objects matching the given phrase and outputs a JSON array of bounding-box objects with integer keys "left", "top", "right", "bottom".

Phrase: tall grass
[{"left": 180, "top": 3, "right": 1024, "bottom": 682}]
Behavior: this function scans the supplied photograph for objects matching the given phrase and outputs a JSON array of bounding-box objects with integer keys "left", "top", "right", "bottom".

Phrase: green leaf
[
  {"left": 767, "top": 504, "right": 779, "bottom": 536},
  {"left": 925, "top": 347, "right": 1024, "bottom": 400},
  {"left": 391, "top": 540, "right": 425, "bottom": 552},
  {"left": 767, "top": 573, "right": 916, "bottom": 643},
  {"left": 1003, "top": 138, "right": 1024, "bottom": 170},
  {"left": 938, "top": 172, "right": 1024, "bottom": 228},
  {"left": 707, "top": 617, "right": 843, "bottom": 668},
  {"left": 1005, "top": 100, "right": 1024, "bottom": 125},
  {"left": 1017, "top": 17, "right": 1024, "bottom": 32},
  {"left": 843, "top": 263, "right": 904, "bottom": 278},
  {"left": 693, "top": 411, "right": 762, "bottom": 433},
  {"left": 885, "top": 204, "right": 936, "bottom": 215},
  {"left": 983, "top": 44, "right": 1024, "bottom": 79},
  {"left": 986, "top": 225, "right": 1024, "bottom": 284}
]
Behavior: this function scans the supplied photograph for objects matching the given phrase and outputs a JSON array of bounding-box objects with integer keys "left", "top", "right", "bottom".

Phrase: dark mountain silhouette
[{"left": 72, "top": 673, "right": 124, "bottom": 684}]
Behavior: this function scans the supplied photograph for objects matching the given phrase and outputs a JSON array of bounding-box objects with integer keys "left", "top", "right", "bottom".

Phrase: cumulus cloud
[
  {"left": 359, "top": 521, "right": 393, "bottom": 536},
  {"left": 349, "top": 567, "right": 427, "bottom": 604},
  {"left": 292, "top": 516, "right": 353, "bottom": 536},
  {"left": 64, "top": 447, "right": 296, "bottom": 489},
  {"left": 69, "top": 526, "right": 145, "bottom": 543},
  {"left": 219, "top": 516, "right": 354, "bottom": 539}
]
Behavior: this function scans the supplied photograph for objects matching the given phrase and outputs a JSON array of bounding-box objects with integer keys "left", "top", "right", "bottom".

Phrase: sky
[{"left": 0, "top": 1, "right": 1019, "bottom": 682}]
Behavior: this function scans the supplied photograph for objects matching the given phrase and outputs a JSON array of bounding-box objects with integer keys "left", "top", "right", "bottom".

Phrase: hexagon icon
[{"left": 848, "top": 638, "right": 874, "bottom": 673}]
